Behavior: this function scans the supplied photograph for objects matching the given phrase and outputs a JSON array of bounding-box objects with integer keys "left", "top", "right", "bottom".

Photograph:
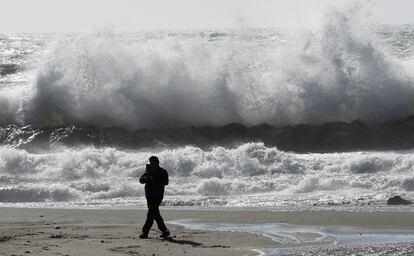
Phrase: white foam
[{"left": 0, "top": 143, "right": 413, "bottom": 207}]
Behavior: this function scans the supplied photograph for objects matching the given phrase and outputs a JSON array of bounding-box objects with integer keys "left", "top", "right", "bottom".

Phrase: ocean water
[
  {"left": 1, "top": 7, "right": 414, "bottom": 209},
  {"left": 170, "top": 219, "right": 414, "bottom": 255}
]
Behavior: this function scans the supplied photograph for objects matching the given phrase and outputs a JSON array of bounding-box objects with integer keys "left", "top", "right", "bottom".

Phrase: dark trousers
[{"left": 142, "top": 197, "right": 168, "bottom": 234}]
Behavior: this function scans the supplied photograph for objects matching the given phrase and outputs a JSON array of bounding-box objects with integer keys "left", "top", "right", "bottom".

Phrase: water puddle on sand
[{"left": 168, "top": 219, "right": 414, "bottom": 256}]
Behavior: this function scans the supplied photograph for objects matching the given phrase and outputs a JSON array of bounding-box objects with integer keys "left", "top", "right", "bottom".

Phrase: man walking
[{"left": 139, "top": 156, "right": 170, "bottom": 238}]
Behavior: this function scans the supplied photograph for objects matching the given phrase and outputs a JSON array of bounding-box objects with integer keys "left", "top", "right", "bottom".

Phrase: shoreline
[
  {"left": 1, "top": 208, "right": 414, "bottom": 255},
  {"left": 1, "top": 203, "right": 413, "bottom": 212}
]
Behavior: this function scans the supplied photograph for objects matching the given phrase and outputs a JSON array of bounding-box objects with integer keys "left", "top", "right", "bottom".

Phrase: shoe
[
  {"left": 139, "top": 233, "right": 148, "bottom": 239},
  {"left": 159, "top": 230, "right": 170, "bottom": 238}
]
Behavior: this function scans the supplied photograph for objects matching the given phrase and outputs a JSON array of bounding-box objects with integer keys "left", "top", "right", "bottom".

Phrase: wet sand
[{"left": 1, "top": 208, "right": 414, "bottom": 256}]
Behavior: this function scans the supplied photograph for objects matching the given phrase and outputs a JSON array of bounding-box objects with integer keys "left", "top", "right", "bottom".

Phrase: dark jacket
[{"left": 139, "top": 165, "right": 169, "bottom": 199}]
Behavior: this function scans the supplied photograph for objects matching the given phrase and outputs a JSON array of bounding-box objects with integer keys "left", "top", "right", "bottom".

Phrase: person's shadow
[
  {"left": 162, "top": 237, "right": 204, "bottom": 247},
  {"left": 162, "top": 237, "right": 230, "bottom": 249}
]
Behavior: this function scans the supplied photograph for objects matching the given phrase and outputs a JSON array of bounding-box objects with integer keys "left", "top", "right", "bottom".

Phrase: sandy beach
[{"left": 1, "top": 208, "right": 414, "bottom": 256}]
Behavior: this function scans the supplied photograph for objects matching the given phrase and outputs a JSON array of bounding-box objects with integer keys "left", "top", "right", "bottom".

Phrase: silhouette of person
[{"left": 139, "top": 156, "right": 170, "bottom": 238}]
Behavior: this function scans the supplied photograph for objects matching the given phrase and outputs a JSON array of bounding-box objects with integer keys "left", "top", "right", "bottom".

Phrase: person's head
[{"left": 149, "top": 156, "right": 159, "bottom": 168}]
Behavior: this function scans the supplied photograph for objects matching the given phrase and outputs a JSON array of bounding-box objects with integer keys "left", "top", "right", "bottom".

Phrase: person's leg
[
  {"left": 153, "top": 198, "right": 168, "bottom": 233},
  {"left": 141, "top": 200, "right": 157, "bottom": 234}
]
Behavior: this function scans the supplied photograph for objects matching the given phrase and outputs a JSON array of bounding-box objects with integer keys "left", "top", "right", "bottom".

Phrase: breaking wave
[{"left": 1, "top": 3, "right": 414, "bottom": 129}]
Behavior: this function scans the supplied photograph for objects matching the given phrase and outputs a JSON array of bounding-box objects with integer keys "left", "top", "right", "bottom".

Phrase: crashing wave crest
[{"left": 1, "top": 4, "right": 414, "bottom": 129}]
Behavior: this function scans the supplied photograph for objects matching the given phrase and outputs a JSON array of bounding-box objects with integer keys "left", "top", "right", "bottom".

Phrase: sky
[{"left": 1, "top": 0, "right": 414, "bottom": 33}]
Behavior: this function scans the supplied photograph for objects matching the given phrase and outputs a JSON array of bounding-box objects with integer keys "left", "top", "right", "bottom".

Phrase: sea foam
[{"left": 0, "top": 143, "right": 413, "bottom": 207}]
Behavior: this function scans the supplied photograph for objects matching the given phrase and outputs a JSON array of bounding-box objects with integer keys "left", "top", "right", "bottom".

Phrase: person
[{"left": 139, "top": 156, "right": 170, "bottom": 239}]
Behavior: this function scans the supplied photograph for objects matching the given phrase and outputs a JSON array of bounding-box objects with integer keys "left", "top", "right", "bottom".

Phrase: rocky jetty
[{"left": 3, "top": 115, "right": 414, "bottom": 152}]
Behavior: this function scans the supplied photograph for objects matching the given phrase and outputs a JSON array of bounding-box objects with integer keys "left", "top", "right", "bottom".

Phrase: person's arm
[{"left": 139, "top": 172, "right": 148, "bottom": 184}]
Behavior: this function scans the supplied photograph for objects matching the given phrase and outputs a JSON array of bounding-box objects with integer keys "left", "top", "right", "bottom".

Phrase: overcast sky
[{"left": 1, "top": 0, "right": 414, "bottom": 33}]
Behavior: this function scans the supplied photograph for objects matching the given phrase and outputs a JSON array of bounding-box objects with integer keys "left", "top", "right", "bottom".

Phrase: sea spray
[{"left": 1, "top": 4, "right": 414, "bottom": 128}]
